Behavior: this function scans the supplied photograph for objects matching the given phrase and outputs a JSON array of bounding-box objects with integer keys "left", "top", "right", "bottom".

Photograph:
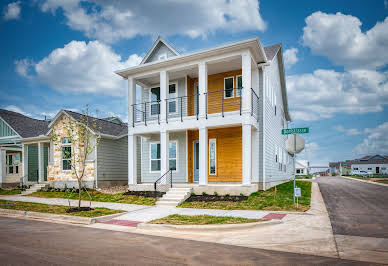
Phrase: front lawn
[
  {"left": 179, "top": 181, "right": 311, "bottom": 212},
  {"left": 296, "top": 174, "right": 313, "bottom": 179},
  {"left": 375, "top": 180, "right": 388, "bottom": 184},
  {"left": 0, "top": 199, "right": 123, "bottom": 217},
  {"left": 0, "top": 189, "right": 21, "bottom": 195},
  {"left": 149, "top": 214, "right": 264, "bottom": 225},
  {"left": 28, "top": 190, "right": 155, "bottom": 205}
]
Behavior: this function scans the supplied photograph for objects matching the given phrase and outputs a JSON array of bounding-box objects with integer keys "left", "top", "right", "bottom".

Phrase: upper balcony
[{"left": 128, "top": 51, "right": 260, "bottom": 130}]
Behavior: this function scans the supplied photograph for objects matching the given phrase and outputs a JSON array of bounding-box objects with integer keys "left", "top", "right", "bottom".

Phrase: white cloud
[
  {"left": 14, "top": 58, "right": 33, "bottom": 78},
  {"left": 3, "top": 1, "right": 21, "bottom": 20},
  {"left": 334, "top": 125, "right": 362, "bottom": 135},
  {"left": 302, "top": 12, "right": 388, "bottom": 69},
  {"left": 283, "top": 48, "right": 299, "bottom": 69},
  {"left": 4, "top": 105, "right": 30, "bottom": 116},
  {"left": 385, "top": 0, "right": 388, "bottom": 9},
  {"left": 39, "top": 0, "right": 266, "bottom": 43},
  {"left": 15, "top": 40, "right": 142, "bottom": 96},
  {"left": 287, "top": 69, "right": 388, "bottom": 121},
  {"left": 354, "top": 122, "right": 388, "bottom": 155}
]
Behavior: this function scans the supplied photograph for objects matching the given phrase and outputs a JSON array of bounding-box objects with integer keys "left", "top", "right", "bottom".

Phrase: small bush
[
  {"left": 240, "top": 193, "right": 245, "bottom": 197},
  {"left": 191, "top": 192, "right": 196, "bottom": 196},
  {"left": 225, "top": 193, "right": 230, "bottom": 197},
  {"left": 213, "top": 192, "right": 218, "bottom": 196},
  {"left": 202, "top": 192, "right": 207, "bottom": 196}
]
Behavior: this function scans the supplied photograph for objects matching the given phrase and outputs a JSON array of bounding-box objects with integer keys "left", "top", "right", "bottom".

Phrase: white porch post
[
  {"left": 199, "top": 126, "right": 208, "bottom": 185},
  {"left": 160, "top": 70, "right": 169, "bottom": 123},
  {"left": 128, "top": 134, "right": 137, "bottom": 185},
  {"left": 0, "top": 149, "right": 5, "bottom": 185},
  {"left": 242, "top": 51, "right": 252, "bottom": 113},
  {"left": 160, "top": 130, "right": 169, "bottom": 176},
  {"left": 22, "top": 144, "right": 28, "bottom": 182},
  {"left": 242, "top": 124, "right": 252, "bottom": 185},
  {"left": 128, "top": 77, "right": 137, "bottom": 127},
  {"left": 38, "top": 142, "right": 44, "bottom": 183},
  {"left": 198, "top": 62, "right": 208, "bottom": 119}
]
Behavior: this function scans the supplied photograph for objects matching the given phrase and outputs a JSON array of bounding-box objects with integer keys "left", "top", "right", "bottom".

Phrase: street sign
[
  {"left": 282, "top": 128, "right": 309, "bottom": 135},
  {"left": 294, "top": 187, "right": 301, "bottom": 197}
]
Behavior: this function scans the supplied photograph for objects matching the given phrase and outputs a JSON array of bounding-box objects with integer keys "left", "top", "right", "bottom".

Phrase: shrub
[
  {"left": 213, "top": 192, "right": 218, "bottom": 196},
  {"left": 202, "top": 192, "right": 207, "bottom": 196}
]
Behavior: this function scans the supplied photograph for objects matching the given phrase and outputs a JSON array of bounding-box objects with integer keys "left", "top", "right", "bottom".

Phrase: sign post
[{"left": 282, "top": 127, "right": 309, "bottom": 204}]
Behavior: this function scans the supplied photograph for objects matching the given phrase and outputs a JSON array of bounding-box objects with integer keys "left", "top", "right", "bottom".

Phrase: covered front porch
[{"left": 22, "top": 138, "right": 51, "bottom": 185}]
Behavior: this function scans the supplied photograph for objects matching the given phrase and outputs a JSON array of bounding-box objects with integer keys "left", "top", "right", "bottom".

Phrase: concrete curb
[
  {"left": 0, "top": 208, "right": 126, "bottom": 225},
  {"left": 137, "top": 219, "right": 282, "bottom": 232},
  {"left": 340, "top": 176, "right": 388, "bottom": 187}
]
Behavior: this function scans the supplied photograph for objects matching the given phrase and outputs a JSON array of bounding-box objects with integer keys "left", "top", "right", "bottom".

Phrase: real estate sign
[{"left": 282, "top": 128, "right": 309, "bottom": 135}]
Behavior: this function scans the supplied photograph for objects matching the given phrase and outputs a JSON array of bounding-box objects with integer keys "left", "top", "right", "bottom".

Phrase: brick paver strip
[
  {"left": 263, "top": 213, "right": 286, "bottom": 220},
  {"left": 103, "top": 219, "right": 141, "bottom": 227}
]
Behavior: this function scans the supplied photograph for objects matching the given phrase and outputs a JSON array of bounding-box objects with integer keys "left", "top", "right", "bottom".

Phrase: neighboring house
[
  {"left": 0, "top": 109, "right": 49, "bottom": 188},
  {"left": 115, "top": 36, "right": 293, "bottom": 194},
  {"left": 350, "top": 155, "right": 388, "bottom": 175},
  {"left": 295, "top": 160, "right": 309, "bottom": 175},
  {"left": 329, "top": 161, "right": 351, "bottom": 175}
]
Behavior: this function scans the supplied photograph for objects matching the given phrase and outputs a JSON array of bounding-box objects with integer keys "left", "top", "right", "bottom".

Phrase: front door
[
  {"left": 376, "top": 167, "right": 380, "bottom": 174},
  {"left": 193, "top": 141, "right": 199, "bottom": 182}
]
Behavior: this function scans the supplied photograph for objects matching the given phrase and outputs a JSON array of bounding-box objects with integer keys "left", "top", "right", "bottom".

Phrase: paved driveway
[
  {"left": 318, "top": 176, "right": 388, "bottom": 263},
  {"left": 0, "top": 216, "right": 370, "bottom": 265}
]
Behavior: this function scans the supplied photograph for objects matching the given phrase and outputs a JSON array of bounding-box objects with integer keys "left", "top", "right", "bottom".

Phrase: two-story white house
[{"left": 115, "top": 37, "right": 293, "bottom": 198}]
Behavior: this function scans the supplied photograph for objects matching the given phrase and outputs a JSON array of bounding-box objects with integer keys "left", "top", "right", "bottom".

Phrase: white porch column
[
  {"left": 128, "top": 77, "right": 137, "bottom": 127},
  {"left": 22, "top": 144, "right": 28, "bottom": 182},
  {"left": 242, "top": 51, "right": 252, "bottom": 113},
  {"left": 242, "top": 124, "right": 252, "bottom": 185},
  {"left": 199, "top": 126, "right": 208, "bottom": 185},
  {"left": 198, "top": 62, "right": 208, "bottom": 118},
  {"left": 128, "top": 134, "right": 137, "bottom": 185},
  {"left": 38, "top": 142, "right": 44, "bottom": 183},
  {"left": 160, "top": 130, "right": 169, "bottom": 177},
  {"left": 160, "top": 70, "right": 169, "bottom": 123},
  {"left": 0, "top": 149, "right": 5, "bottom": 185}
]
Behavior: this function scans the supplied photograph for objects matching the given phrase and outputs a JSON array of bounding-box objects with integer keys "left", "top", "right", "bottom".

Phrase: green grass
[
  {"left": 149, "top": 214, "right": 264, "bottom": 225},
  {"left": 0, "top": 189, "right": 21, "bottom": 195},
  {"left": 0, "top": 199, "right": 123, "bottom": 217},
  {"left": 296, "top": 174, "right": 313, "bottom": 179},
  {"left": 373, "top": 180, "right": 388, "bottom": 184},
  {"left": 28, "top": 190, "right": 156, "bottom": 205},
  {"left": 179, "top": 181, "right": 311, "bottom": 212}
]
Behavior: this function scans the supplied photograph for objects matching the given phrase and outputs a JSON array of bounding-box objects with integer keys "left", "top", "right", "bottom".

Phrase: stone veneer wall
[{"left": 47, "top": 114, "right": 95, "bottom": 188}]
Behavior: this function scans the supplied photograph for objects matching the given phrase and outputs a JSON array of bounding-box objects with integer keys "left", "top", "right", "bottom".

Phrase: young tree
[{"left": 51, "top": 105, "right": 101, "bottom": 210}]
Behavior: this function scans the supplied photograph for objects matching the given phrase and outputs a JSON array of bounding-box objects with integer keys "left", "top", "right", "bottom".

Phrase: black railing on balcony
[
  {"left": 205, "top": 88, "right": 242, "bottom": 119},
  {"left": 251, "top": 88, "right": 259, "bottom": 122},
  {"left": 132, "top": 100, "right": 160, "bottom": 127},
  {"left": 165, "top": 94, "right": 199, "bottom": 123}
]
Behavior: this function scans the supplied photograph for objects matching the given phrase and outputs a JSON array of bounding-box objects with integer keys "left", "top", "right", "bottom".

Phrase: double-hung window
[
  {"left": 224, "top": 76, "right": 234, "bottom": 98},
  {"left": 7, "top": 153, "right": 20, "bottom": 174},
  {"left": 150, "top": 87, "right": 160, "bottom": 116},
  {"left": 168, "top": 84, "right": 177, "bottom": 114},
  {"left": 209, "top": 139, "right": 216, "bottom": 175},
  {"left": 62, "top": 138, "right": 72, "bottom": 170},
  {"left": 150, "top": 141, "right": 178, "bottom": 172},
  {"left": 236, "top": 75, "right": 242, "bottom": 97}
]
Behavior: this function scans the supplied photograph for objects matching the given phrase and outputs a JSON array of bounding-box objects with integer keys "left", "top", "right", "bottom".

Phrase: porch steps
[
  {"left": 155, "top": 187, "right": 193, "bottom": 207},
  {"left": 21, "top": 183, "right": 48, "bottom": 195}
]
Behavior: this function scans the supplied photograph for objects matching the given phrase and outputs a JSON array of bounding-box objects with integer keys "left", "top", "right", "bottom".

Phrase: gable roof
[
  {"left": 49, "top": 110, "right": 128, "bottom": 138},
  {"left": 140, "top": 36, "right": 180, "bottom": 65},
  {"left": 352, "top": 154, "right": 388, "bottom": 165},
  {"left": 263, "top": 43, "right": 281, "bottom": 61},
  {"left": 0, "top": 109, "right": 49, "bottom": 138}
]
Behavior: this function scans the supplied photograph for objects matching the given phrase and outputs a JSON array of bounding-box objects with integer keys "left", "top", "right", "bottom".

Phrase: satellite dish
[{"left": 285, "top": 135, "right": 305, "bottom": 154}]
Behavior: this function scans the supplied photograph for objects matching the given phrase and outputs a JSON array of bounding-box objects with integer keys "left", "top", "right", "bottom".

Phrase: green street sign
[{"left": 282, "top": 128, "right": 309, "bottom": 135}]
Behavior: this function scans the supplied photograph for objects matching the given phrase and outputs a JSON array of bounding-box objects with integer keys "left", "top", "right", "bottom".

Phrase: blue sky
[{"left": 0, "top": 0, "right": 387, "bottom": 166}]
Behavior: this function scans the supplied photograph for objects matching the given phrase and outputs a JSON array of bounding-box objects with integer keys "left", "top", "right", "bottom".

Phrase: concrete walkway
[{"left": 0, "top": 194, "right": 269, "bottom": 222}]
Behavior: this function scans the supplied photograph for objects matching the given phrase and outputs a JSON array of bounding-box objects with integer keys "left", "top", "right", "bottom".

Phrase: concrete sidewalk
[{"left": 0, "top": 194, "right": 269, "bottom": 221}]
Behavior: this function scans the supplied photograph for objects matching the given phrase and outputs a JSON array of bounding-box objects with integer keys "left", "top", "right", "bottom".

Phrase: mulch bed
[
  {"left": 123, "top": 191, "right": 165, "bottom": 198},
  {"left": 185, "top": 195, "right": 248, "bottom": 202},
  {"left": 66, "top": 207, "right": 94, "bottom": 213}
]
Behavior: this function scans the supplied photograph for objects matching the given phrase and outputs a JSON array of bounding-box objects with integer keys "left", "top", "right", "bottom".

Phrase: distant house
[
  {"left": 295, "top": 160, "right": 309, "bottom": 175},
  {"left": 350, "top": 155, "right": 388, "bottom": 175},
  {"left": 329, "top": 161, "right": 352, "bottom": 175},
  {"left": 0, "top": 109, "right": 49, "bottom": 188}
]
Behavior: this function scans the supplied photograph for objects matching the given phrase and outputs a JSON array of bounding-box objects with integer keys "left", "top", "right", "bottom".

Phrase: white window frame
[
  {"left": 169, "top": 140, "right": 178, "bottom": 172},
  {"left": 158, "top": 52, "right": 167, "bottom": 60},
  {"left": 236, "top": 75, "right": 242, "bottom": 97},
  {"left": 224, "top": 76, "right": 235, "bottom": 99},
  {"left": 6, "top": 153, "right": 20, "bottom": 175},
  {"left": 167, "top": 82, "right": 178, "bottom": 115},
  {"left": 149, "top": 87, "right": 161, "bottom": 117},
  {"left": 209, "top": 138, "right": 217, "bottom": 175},
  {"left": 62, "top": 138, "right": 72, "bottom": 171},
  {"left": 149, "top": 142, "right": 161, "bottom": 173}
]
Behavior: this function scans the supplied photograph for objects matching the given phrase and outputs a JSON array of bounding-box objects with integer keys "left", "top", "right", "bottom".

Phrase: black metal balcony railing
[
  {"left": 166, "top": 94, "right": 199, "bottom": 123},
  {"left": 205, "top": 88, "right": 242, "bottom": 119},
  {"left": 132, "top": 100, "right": 160, "bottom": 127},
  {"left": 251, "top": 88, "right": 259, "bottom": 122}
]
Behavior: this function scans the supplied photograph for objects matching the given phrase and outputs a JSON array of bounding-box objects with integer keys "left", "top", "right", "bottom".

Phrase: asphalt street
[
  {"left": 0, "top": 216, "right": 373, "bottom": 265},
  {"left": 318, "top": 176, "right": 388, "bottom": 238}
]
